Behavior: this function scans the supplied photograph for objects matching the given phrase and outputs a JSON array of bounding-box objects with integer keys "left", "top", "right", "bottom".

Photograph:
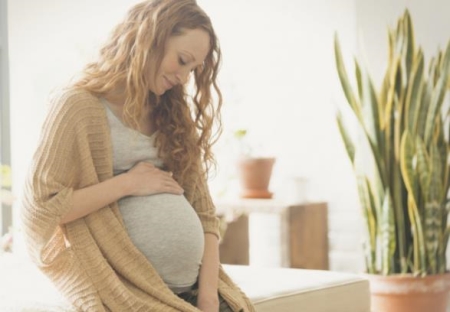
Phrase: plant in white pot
[
  {"left": 335, "top": 10, "right": 450, "bottom": 312},
  {"left": 234, "top": 129, "right": 276, "bottom": 199}
]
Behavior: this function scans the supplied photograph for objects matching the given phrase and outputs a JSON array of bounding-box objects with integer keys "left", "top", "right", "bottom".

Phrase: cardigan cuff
[{"left": 199, "top": 215, "right": 220, "bottom": 239}]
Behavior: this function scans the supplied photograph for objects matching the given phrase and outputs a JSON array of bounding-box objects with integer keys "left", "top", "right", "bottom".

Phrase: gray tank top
[{"left": 101, "top": 98, "right": 205, "bottom": 293}]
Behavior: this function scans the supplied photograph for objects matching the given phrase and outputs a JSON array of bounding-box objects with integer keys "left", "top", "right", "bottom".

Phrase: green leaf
[
  {"left": 405, "top": 49, "right": 424, "bottom": 134},
  {"left": 337, "top": 112, "right": 356, "bottom": 163},
  {"left": 400, "top": 131, "right": 418, "bottom": 206},
  {"left": 417, "top": 77, "right": 433, "bottom": 139},
  {"left": 355, "top": 170, "right": 377, "bottom": 273},
  {"left": 416, "top": 137, "right": 430, "bottom": 200},
  {"left": 424, "top": 72, "right": 448, "bottom": 145},
  {"left": 334, "top": 34, "right": 361, "bottom": 119},
  {"left": 380, "top": 190, "right": 396, "bottom": 275},
  {"left": 408, "top": 195, "right": 426, "bottom": 275},
  {"left": 403, "top": 9, "right": 415, "bottom": 80},
  {"left": 429, "top": 143, "right": 443, "bottom": 202}
]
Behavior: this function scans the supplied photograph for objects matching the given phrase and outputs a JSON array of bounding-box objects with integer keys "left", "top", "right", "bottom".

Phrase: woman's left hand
[{"left": 197, "top": 292, "right": 219, "bottom": 312}]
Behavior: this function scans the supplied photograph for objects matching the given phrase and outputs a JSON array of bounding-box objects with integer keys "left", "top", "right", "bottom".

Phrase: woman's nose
[{"left": 176, "top": 68, "right": 190, "bottom": 85}]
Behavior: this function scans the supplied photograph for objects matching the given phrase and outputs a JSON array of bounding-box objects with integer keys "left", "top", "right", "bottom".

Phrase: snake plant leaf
[
  {"left": 441, "top": 227, "right": 450, "bottom": 272},
  {"left": 417, "top": 76, "right": 433, "bottom": 138},
  {"left": 336, "top": 112, "right": 355, "bottom": 163},
  {"left": 400, "top": 131, "right": 418, "bottom": 206},
  {"left": 355, "top": 165, "right": 377, "bottom": 273},
  {"left": 405, "top": 49, "right": 424, "bottom": 134},
  {"left": 435, "top": 119, "right": 448, "bottom": 189},
  {"left": 416, "top": 136, "right": 430, "bottom": 200},
  {"left": 442, "top": 41, "right": 450, "bottom": 73},
  {"left": 392, "top": 163, "right": 409, "bottom": 273},
  {"left": 440, "top": 146, "right": 448, "bottom": 198},
  {"left": 424, "top": 143, "right": 444, "bottom": 274},
  {"left": 379, "top": 76, "right": 389, "bottom": 129},
  {"left": 394, "top": 92, "right": 404, "bottom": 165},
  {"left": 429, "top": 143, "right": 443, "bottom": 202},
  {"left": 429, "top": 57, "right": 437, "bottom": 84},
  {"left": 395, "top": 16, "right": 405, "bottom": 56},
  {"left": 383, "top": 57, "right": 400, "bottom": 175},
  {"left": 366, "top": 135, "right": 388, "bottom": 191},
  {"left": 366, "top": 177, "right": 381, "bottom": 253},
  {"left": 361, "top": 66, "right": 382, "bottom": 153},
  {"left": 380, "top": 190, "right": 396, "bottom": 275},
  {"left": 380, "top": 32, "right": 396, "bottom": 117},
  {"left": 355, "top": 58, "right": 363, "bottom": 101},
  {"left": 383, "top": 57, "right": 399, "bottom": 130},
  {"left": 394, "top": 57, "right": 404, "bottom": 103},
  {"left": 407, "top": 194, "right": 426, "bottom": 275},
  {"left": 424, "top": 200, "right": 441, "bottom": 274},
  {"left": 334, "top": 34, "right": 361, "bottom": 119},
  {"left": 424, "top": 72, "right": 448, "bottom": 145},
  {"left": 435, "top": 52, "right": 443, "bottom": 83},
  {"left": 403, "top": 9, "right": 415, "bottom": 80},
  {"left": 388, "top": 29, "right": 395, "bottom": 66}
]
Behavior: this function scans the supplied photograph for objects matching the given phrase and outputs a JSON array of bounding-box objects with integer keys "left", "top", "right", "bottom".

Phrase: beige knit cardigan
[{"left": 21, "top": 88, "right": 255, "bottom": 312}]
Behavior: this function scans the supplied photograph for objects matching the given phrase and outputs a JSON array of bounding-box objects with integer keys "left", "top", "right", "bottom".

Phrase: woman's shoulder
[
  {"left": 41, "top": 87, "right": 106, "bottom": 129},
  {"left": 49, "top": 87, "right": 100, "bottom": 109},
  {"left": 46, "top": 87, "right": 104, "bottom": 121}
]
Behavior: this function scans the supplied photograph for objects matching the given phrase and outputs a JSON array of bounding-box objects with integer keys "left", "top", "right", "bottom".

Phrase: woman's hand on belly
[{"left": 123, "top": 162, "right": 184, "bottom": 196}]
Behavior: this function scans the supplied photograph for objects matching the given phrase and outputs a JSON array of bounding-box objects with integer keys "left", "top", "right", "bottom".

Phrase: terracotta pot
[
  {"left": 366, "top": 273, "right": 450, "bottom": 312},
  {"left": 236, "top": 157, "right": 275, "bottom": 199}
]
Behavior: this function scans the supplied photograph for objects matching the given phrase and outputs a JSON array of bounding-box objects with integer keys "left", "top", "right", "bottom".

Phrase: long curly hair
[{"left": 73, "top": 0, "right": 222, "bottom": 186}]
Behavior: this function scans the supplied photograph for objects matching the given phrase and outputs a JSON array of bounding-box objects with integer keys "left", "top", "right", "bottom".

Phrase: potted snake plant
[{"left": 335, "top": 9, "right": 450, "bottom": 312}]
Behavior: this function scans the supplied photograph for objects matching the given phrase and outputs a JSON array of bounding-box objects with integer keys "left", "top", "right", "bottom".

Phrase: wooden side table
[{"left": 216, "top": 199, "right": 329, "bottom": 270}]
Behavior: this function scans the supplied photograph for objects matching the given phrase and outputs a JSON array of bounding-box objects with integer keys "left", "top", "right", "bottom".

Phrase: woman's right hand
[{"left": 124, "top": 162, "right": 184, "bottom": 196}]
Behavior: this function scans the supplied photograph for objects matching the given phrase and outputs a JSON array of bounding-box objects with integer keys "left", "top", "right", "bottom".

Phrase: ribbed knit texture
[{"left": 21, "top": 88, "right": 255, "bottom": 312}]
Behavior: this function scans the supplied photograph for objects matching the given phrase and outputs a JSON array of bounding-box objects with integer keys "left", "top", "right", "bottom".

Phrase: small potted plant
[{"left": 234, "top": 129, "right": 276, "bottom": 199}]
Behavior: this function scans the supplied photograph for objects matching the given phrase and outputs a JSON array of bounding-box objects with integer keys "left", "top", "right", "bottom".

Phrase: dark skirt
[{"left": 177, "top": 283, "right": 233, "bottom": 312}]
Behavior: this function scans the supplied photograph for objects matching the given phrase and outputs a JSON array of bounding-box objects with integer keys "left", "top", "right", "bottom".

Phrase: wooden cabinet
[
  {"left": 288, "top": 202, "right": 329, "bottom": 270},
  {"left": 218, "top": 214, "right": 250, "bottom": 265},
  {"left": 216, "top": 199, "right": 329, "bottom": 270}
]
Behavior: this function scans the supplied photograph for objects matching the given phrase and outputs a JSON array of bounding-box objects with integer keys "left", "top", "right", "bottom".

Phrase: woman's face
[{"left": 150, "top": 28, "right": 210, "bottom": 95}]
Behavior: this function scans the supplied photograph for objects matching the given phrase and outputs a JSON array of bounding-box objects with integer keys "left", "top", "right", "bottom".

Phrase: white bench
[{"left": 0, "top": 253, "right": 371, "bottom": 312}]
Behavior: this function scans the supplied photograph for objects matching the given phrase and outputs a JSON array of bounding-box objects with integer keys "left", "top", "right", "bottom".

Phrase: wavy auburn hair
[{"left": 74, "top": 0, "right": 222, "bottom": 186}]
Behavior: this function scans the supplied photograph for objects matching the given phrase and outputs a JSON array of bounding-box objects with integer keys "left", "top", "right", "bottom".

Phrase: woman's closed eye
[{"left": 178, "top": 57, "right": 187, "bottom": 66}]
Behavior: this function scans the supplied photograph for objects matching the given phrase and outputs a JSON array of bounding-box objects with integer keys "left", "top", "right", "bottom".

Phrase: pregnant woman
[{"left": 21, "top": 0, "right": 254, "bottom": 311}]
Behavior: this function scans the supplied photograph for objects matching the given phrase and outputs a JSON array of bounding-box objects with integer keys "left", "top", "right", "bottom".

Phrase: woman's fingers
[
  {"left": 126, "top": 162, "right": 183, "bottom": 196},
  {"left": 163, "top": 179, "right": 184, "bottom": 194}
]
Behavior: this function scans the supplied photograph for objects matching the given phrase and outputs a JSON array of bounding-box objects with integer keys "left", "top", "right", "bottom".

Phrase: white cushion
[
  {"left": 0, "top": 254, "right": 370, "bottom": 311},
  {"left": 223, "top": 264, "right": 371, "bottom": 312}
]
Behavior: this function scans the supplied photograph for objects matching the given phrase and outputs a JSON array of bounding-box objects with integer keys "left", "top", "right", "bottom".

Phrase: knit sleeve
[
  {"left": 189, "top": 167, "right": 220, "bottom": 239},
  {"left": 21, "top": 90, "right": 85, "bottom": 266}
]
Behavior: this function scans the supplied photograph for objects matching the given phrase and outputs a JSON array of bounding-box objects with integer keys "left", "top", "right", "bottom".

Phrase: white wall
[{"left": 10, "top": 0, "right": 449, "bottom": 273}]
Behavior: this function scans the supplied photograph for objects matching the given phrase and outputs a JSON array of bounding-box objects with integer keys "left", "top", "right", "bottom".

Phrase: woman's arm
[
  {"left": 60, "top": 174, "right": 131, "bottom": 224},
  {"left": 197, "top": 233, "right": 220, "bottom": 312},
  {"left": 61, "top": 162, "right": 183, "bottom": 224}
]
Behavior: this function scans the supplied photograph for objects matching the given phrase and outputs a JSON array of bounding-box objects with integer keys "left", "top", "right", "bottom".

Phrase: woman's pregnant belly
[{"left": 118, "top": 193, "right": 205, "bottom": 291}]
